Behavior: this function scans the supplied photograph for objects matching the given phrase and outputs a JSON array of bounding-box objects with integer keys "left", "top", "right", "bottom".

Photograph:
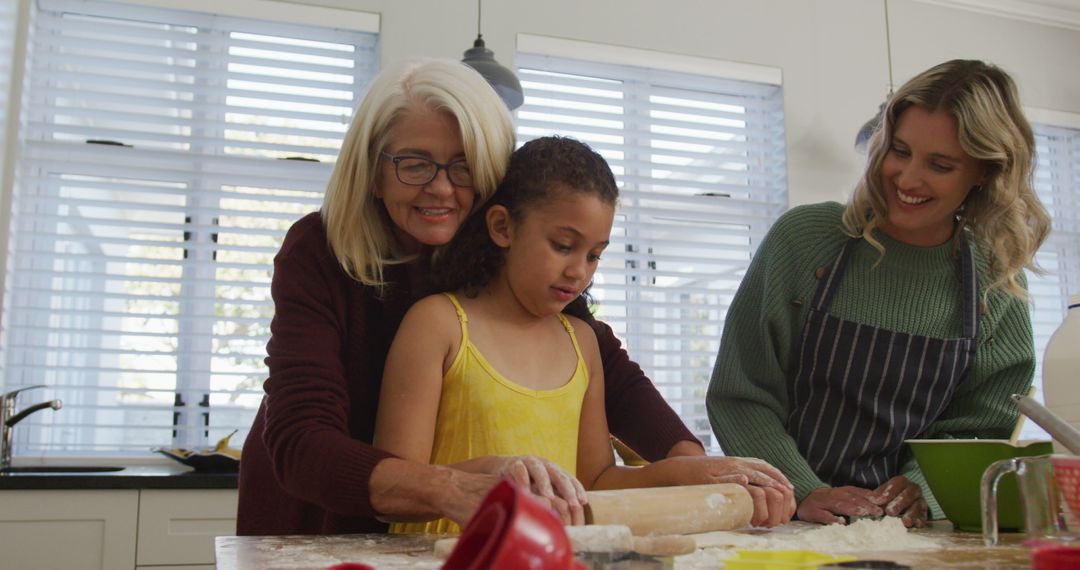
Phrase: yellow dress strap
[
  {"left": 442, "top": 293, "right": 470, "bottom": 352},
  {"left": 555, "top": 313, "right": 586, "bottom": 366},
  {"left": 442, "top": 292, "right": 468, "bottom": 323}
]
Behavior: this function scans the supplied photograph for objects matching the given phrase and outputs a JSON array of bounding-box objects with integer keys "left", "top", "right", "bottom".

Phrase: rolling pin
[{"left": 585, "top": 483, "right": 752, "bottom": 536}]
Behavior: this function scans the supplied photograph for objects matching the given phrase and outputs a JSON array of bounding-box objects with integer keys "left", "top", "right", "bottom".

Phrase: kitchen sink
[{"left": 0, "top": 465, "right": 125, "bottom": 473}]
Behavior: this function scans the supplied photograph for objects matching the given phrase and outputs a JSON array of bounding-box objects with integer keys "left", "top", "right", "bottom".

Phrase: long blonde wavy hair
[
  {"left": 321, "top": 58, "right": 515, "bottom": 291},
  {"left": 842, "top": 59, "right": 1050, "bottom": 300}
]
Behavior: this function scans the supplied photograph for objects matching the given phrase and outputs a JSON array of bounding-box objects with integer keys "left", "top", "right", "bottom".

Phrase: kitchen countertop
[
  {"left": 0, "top": 464, "right": 238, "bottom": 490},
  {"left": 218, "top": 533, "right": 440, "bottom": 570},
  {"left": 214, "top": 522, "right": 1036, "bottom": 569}
]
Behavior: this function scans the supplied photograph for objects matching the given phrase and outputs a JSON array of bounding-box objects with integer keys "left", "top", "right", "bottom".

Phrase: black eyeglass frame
[{"left": 379, "top": 152, "right": 474, "bottom": 188}]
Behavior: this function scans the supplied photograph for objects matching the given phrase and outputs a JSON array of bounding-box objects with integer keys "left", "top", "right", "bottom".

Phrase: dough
[
  {"left": 567, "top": 525, "right": 634, "bottom": 552},
  {"left": 631, "top": 534, "right": 697, "bottom": 556},
  {"left": 433, "top": 524, "right": 695, "bottom": 558},
  {"left": 432, "top": 537, "right": 458, "bottom": 559}
]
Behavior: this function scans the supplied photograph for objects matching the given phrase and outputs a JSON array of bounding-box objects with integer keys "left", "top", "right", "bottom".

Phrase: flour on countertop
[{"left": 676, "top": 517, "right": 942, "bottom": 570}]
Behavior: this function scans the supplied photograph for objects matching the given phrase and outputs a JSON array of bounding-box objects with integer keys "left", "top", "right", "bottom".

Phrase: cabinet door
[
  {"left": 0, "top": 489, "right": 138, "bottom": 570},
  {"left": 137, "top": 489, "right": 238, "bottom": 566}
]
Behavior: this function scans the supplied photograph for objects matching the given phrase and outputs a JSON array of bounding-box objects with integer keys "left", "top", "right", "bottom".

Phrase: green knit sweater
[{"left": 707, "top": 202, "right": 1035, "bottom": 516}]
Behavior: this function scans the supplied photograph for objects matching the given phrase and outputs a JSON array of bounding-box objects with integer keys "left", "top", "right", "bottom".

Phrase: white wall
[
  {"left": 1, "top": 0, "right": 1078, "bottom": 370},
  {"left": 286, "top": 0, "right": 891, "bottom": 206},
  {"left": 43, "top": 0, "right": 1072, "bottom": 206},
  {"left": 3, "top": 0, "right": 1078, "bottom": 216},
  {"left": 264, "top": 0, "right": 1080, "bottom": 206}
]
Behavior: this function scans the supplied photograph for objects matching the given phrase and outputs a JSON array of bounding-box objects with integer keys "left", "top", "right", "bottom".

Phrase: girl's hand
[
  {"left": 869, "top": 476, "right": 929, "bottom": 528},
  {"left": 661, "top": 456, "right": 797, "bottom": 527},
  {"left": 496, "top": 455, "right": 588, "bottom": 525},
  {"left": 797, "top": 486, "right": 883, "bottom": 525}
]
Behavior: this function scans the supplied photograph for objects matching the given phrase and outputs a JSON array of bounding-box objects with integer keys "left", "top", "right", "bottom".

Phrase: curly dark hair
[{"left": 427, "top": 136, "right": 618, "bottom": 324}]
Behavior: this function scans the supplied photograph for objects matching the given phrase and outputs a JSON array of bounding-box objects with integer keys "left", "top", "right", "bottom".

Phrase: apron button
[
  {"left": 815, "top": 266, "right": 826, "bottom": 279},
  {"left": 791, "top": 299, "right": 803, "bottom": 307}
]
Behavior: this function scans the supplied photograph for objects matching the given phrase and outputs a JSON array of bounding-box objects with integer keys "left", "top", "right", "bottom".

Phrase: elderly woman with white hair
[{"left": 239, "top": 58, "right": 793, "bottom": 536}]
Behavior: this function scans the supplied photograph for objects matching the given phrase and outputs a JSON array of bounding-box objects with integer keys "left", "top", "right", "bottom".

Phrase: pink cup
[{"left": 443, "top": 479, "right": 583, "bottom": 570}]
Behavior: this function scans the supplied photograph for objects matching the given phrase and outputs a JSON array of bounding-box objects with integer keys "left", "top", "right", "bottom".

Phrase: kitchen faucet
[{"left": 0, "top": 385, "right": 62, "bottom": 470}]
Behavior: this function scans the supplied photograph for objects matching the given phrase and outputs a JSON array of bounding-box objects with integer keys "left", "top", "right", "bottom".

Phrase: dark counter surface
[{"left": 0, "top": 464, "right": 238, "bottom": 490}]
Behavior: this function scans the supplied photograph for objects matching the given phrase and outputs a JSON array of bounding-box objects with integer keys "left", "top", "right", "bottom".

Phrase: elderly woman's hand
[
  {"left": 370, "top": 456, "right": 585, "bottom": 527},
  {"left": 494, "top": 455, "right": 588, "bottom": 525}
]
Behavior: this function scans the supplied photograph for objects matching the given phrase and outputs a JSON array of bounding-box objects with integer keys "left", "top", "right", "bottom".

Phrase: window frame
[
  {"left": 515, "top": 38, "right": 788, "bottom": 453},
  {"left": 1022, "top": 113, "right": 1080, "bottom": 440},
  {"left": 2, "top": 0, "right": 379, "bottom": 459}
]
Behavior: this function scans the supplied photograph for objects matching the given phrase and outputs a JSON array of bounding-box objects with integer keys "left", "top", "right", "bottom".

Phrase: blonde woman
[
  {"left": 239, "top": 58, "right": 794, "bottom": 536},
  {"left": 708, "top": 59, "right": 1050, "bottom": 528}
]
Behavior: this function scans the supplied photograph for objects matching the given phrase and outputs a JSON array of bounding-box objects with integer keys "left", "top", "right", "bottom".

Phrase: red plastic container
[
  {"left": 443, "top": 479, "right": 584, "bottom": 570},
  {"left": 1032, "top": 545, "right": 1080, "bottom": 570}
]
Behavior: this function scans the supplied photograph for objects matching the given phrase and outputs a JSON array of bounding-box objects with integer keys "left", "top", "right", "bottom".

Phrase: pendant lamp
[
  {"left": 462, "top": 0, "right": 524, "bottom": 110},
  {"left": 855, "top": 0, "right": 894, "bottom": 152}
]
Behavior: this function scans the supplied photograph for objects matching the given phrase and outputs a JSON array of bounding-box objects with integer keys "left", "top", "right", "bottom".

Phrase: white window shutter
[
  {"left": 1025, "top": 123, "right": 1080, "bottom": 439},
  {"left": 515, "top": 53, "right": 788, "bottom": 452},
  {"left": 5, "top": 0, "right": 377, "bottom": 456}
]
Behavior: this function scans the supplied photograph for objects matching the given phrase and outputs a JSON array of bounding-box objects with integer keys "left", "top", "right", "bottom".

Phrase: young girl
[{"left": 374, "top": 136, "right": 793, "bottom": 533}]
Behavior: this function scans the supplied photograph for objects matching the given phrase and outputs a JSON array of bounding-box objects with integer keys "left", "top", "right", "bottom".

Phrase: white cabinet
[
  {"left": 0, "top": 488, "right": 237, "bottom": 570},
  {"left": 137, "top": 489, "right": 238, "bottom": 568},
  {"left": 0, "top": 489, "right": 139, "bottom": 570}
]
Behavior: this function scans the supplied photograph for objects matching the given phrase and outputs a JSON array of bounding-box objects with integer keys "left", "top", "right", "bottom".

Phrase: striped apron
[{"left": 787, "top": 237, "right": 980, "bottom": 489}]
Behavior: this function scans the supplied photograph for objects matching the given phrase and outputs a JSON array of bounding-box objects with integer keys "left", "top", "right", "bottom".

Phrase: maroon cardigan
[{"left": 237, "top": 212, "right": 698, "bottom": 535}]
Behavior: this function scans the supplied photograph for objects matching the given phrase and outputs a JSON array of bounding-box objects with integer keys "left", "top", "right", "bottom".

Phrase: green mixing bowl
[{"left": 906, "top": 438, "right": 1054, "bottom": 532}]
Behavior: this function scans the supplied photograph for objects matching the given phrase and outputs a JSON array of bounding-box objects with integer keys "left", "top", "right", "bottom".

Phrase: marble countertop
[
  {"left": 215, "top": 522, "right": 1036, "bottom": 570},
  {"left": 217, "top": 534, "right": 441, "bottom": 570}
]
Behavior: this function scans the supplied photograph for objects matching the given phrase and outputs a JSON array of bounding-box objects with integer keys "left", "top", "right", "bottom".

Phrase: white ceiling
[{"left": 916, "top": 0, "right": 1080, "bottom": 30}]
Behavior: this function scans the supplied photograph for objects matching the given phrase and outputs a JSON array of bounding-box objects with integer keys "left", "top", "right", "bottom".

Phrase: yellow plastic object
[
  {"left": 153, "top": 429, "right": 241, "bottom": 472},
  {"left": 212, "top": 429, "right": 241, "bottom": 458},
  {"left": 725, "top": 550, "right": 858, "bottom": 569}
]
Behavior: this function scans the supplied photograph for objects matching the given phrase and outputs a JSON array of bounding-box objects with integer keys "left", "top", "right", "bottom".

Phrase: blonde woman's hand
[
  {"left": 797, "top": 486, "right": 883, "bottom": 525},
  {"left": 496, "top": 455, "right": 588, "bottom": 525},
  {"left": 869, "top": 476, "right": 928, "bottom": 528}
]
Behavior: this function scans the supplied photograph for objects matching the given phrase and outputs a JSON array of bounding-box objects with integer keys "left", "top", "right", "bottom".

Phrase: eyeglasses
[{"left": 379, "top": 152, "right": 474, "bottom": 187}]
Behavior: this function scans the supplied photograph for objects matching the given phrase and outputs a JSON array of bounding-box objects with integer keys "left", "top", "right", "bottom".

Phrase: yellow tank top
[{"left": 390, "top": 293, "right": 589, "bottom": 534}]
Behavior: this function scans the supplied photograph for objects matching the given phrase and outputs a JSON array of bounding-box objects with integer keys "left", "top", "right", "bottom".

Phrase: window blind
[
  {"left": 4, "top": 0, "right": 377, "bottom": 456},
  {"left": 0, "top": 0, "right": 14, "bottom": 147},
  {"left": 1023, "top": 122, "right": 1080, "bottom": 440},
  {"left": 515, "top": 53, "right": 788, "bottom": 453}
]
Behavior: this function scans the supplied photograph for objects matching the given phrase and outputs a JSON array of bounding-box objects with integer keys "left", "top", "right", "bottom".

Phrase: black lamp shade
[{"left": 463, "top": 36, "right": 524, "bottom": 111}]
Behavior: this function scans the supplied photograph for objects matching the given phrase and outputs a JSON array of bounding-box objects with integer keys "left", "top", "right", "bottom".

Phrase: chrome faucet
[{"left": 1, "top": 385, "right": 62, "bottom": 470}]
